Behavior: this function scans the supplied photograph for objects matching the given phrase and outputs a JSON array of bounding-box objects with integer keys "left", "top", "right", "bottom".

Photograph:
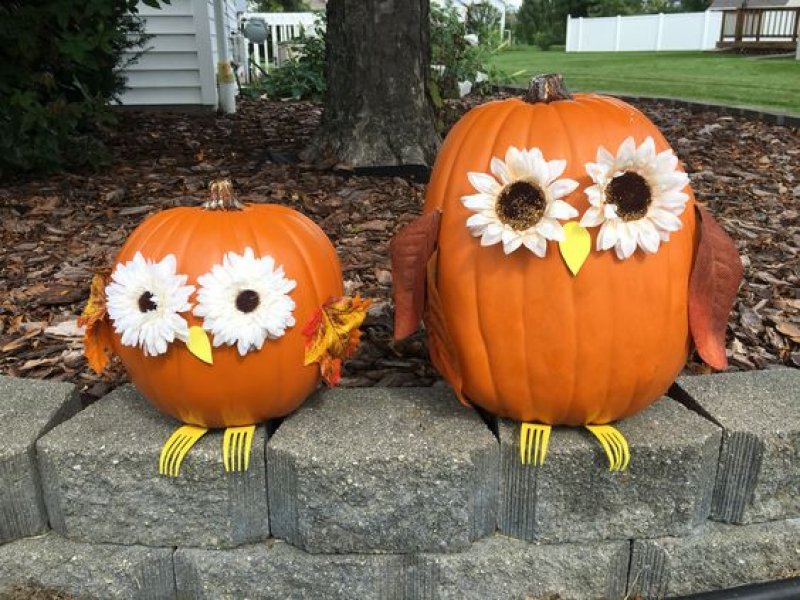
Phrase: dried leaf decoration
[
  {"left": 303, "top": 295, "right": 371, "bottom": 386},
  {"left": 390, "top": 210, "right": 441, "bottom": 340},
  {"left": 77, "top": 271, "right": 115, "bottom": 374},
  {"left": 689, "top": 205, "right": 744, "bottom": 370}
]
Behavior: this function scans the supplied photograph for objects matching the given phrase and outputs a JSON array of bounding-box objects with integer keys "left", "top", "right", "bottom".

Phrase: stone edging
[{"left": 1, "top": 368, "right": 799, "bottom": 599}]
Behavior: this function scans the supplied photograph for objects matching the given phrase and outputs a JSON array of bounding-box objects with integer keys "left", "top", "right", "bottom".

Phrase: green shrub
[
  {"left": 465, "top": 2, "right": 502, "bottom": 47},
  {"left": 430, "top": 3, "right": 506, "bottom": 102},
  {"left": 0, "top": 0, "right": 162, "bottom": 176},
  {"left": 533, "top": 31, "right": 556, "bottom": 51},
  {"left": 254, "top": 18, "right": 326, "bottom": 101}
]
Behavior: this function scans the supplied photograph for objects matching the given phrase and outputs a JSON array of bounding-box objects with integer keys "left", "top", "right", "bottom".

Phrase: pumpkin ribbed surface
[
  {"left": 112, "top": 204, "right": 343, "bottom": 428},
  {"left": 424, "top": 94, "right": 696, "bottom": 425}
]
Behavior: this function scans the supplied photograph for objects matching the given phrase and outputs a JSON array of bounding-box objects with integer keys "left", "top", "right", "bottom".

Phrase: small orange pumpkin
[
  {"left": 99, "top": 184, "right": 343, "bottom": 429},
  {"left": 392, "top": 74, "right": 742, "bottom": 428}
]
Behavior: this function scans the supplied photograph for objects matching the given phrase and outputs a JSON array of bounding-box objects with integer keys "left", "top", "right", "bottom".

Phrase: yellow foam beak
[
  {"left": 187, "top": 326, "right": 213, "bottom": 364},
  {"left": 559, "top": 222, "right": 591, "bottom": 276}
]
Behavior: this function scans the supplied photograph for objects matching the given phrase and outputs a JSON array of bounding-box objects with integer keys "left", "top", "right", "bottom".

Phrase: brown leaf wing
[
  {"left": 689, "top": 205, "right": 744, "bottom": 370},
  {"left": 390, "top": 210, "right": 441, "bottom": 339}
]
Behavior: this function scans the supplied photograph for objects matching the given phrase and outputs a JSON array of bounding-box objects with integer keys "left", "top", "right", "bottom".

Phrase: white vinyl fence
[{"left": 566, "top": 11, "right": 724, "bottom": 52}]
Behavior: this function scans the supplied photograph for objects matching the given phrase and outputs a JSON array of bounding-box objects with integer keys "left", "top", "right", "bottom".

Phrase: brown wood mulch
[{"left": 0, "top": 95, "right": 797, "bottom": 406}]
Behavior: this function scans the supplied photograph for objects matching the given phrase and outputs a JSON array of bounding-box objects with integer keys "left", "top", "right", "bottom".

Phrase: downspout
[{"left": 213, "top": 0, "right": 236, "bottom": 114}]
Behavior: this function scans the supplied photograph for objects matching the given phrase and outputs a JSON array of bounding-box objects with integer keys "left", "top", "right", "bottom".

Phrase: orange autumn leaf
[
  {"left": 303, "top": 295, "right": 371, "bottom": 387},
  {"left": 78, "top": 271, "right": 115, "bottom": 374}
]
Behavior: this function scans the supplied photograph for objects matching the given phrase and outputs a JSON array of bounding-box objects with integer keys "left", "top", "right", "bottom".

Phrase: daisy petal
[
  {"left": 467, "top": 172, "right": 501, "bottom": 195},
  {"left": 636, "top": 137, "right": 656, "bottom": 163},
  {"left": 546, "top": 199, "right": 579, "bottom": 220},
  {"left": 522, "top": 233, "right": 547, "bottom": 257},
  {"left": 617, "top": 222, "right": 637, "bottom": 259},
  {"left": 548, "top": 178, "right": 579, "bottom": 200},
  {"left": 585, "top": 162, "right": 609, "bottom": 183},
  {"left": 504, "top": 146, "right": 528, "bottom": 179},
  {"left": 654, "top": 190, "right": 689, "bottom": 209},
  {"left": 580, "top": 206, "right": 605, "bottom": 227},
  {"left": 536, "top": 218, "right": 566, "bottom": 242},
  {"left": 656, "top": 171, "right": 689, "bottom": 192},
  {"left": 481, "top": 229, "right": 502, "bottom": 246},
  {"left": 596, "top": 145, "right": 615, "bottom": 166},
  {"left": 616, "top": 137, "right": 636, "bottom": 164},
  {"left": 490, "top": 157, "right": 512, "bottom": 184},
  {"left": 655, "top": 150, "right": 678, "bottom": 173},
  {"left": 524, "top": 148, "right": 549, "bottom": 184},
  {"left": 546, "top": 159, "right": 567, "bottom": 182},
  {"left": 466, "top": 213, "right": 492, "bottom": 228},
  {"left": 502, "top": 235, "right": 523, "bottom": 254},
  {"left": 637, "top": 218, "right": 661, "bottom": 253},
  {"left": 649, "top": 207, "right": 683, "bottom": 232},
  {"left": 462, "top": 193, "right": 494, "bottom": 210},
  {"left": 597, "top": 220, "right": 619, "bottom": 251},
  {"left": 585, "top": 185, "right": 604, "bottom": 207}
]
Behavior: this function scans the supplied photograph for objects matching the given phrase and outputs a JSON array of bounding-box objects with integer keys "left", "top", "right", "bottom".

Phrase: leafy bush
[
  {"left": 0, "top": 0, "right": 160, "bottom": 177},
  {"left": 430, "top": 3, "right": 506, "bottom": 102},
  {"left": 254, "top": 18, "right": 326, "bottom": 101},
  {"left": 465, "top": 2, "right": 502, "bottom": 47},
  {"left": 514, "top": 0, "right": 577, "bottom": 47}
]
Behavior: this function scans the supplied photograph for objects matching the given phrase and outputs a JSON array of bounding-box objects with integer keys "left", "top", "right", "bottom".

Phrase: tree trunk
[{"left": 301, "top": 0, "right": 440, "bottom": 168}]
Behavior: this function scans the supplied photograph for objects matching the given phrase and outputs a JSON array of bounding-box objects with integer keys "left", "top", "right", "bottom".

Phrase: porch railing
[
  {"left": 237, "top": 12, "right": 318, "bottom": 82},
  {"left": 718, "top": 8, "right": 800, "bottom": 48}
]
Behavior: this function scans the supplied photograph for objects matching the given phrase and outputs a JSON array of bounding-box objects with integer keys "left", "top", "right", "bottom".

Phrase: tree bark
[{"left": 301, "top": 0, "right": 440, "bottom": 168}]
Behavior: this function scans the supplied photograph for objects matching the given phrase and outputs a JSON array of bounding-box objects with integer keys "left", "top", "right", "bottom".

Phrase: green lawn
[{"left": 490, "top": 47, "right": 800, "bottom": 112}]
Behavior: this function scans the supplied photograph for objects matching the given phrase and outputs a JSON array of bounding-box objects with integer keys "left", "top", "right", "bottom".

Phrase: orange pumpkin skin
[
  {"left": 424, "top": 94, "right": 696, "bottom": 426},
  {"left": 111, "top": 204, "right": 343, "bottom": 428}
]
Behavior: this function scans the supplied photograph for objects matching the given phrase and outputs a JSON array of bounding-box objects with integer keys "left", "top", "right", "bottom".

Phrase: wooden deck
[{"left": 717, "top": 7, "right": 799, "bottom": 51}]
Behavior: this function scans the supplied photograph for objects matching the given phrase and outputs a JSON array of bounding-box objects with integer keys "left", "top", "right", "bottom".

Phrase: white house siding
[
  {"left": 118, "top": 0, "right": 239, "bottom": 107},
  {"left": 208, "top": 0, "right": 242, "bottom": 67}
]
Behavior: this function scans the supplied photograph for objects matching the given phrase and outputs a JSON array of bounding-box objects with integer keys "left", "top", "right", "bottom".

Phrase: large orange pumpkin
[
  {"left": 392, "top": 74, "right": 742, "bottom": 428},
  {"left": 109, "top": 196, "right": 343, "bottom": 429}
]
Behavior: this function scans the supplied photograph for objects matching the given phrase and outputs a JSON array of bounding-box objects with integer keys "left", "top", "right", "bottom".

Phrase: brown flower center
[
  {"left": 236, "top": 289, "right": 260, "bottom": 313},
  {"left": 138, "top": 291, "right": 157, "bottom": 313},
  {"left": 607, "top": 171, "right": 651, "bottom": 221},
  {"left": 496, "top": 180, "right": 547, "bottom": 230}
]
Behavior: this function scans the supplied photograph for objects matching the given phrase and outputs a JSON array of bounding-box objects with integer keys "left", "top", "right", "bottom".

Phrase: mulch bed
[{"left": 0, "top": 95, "right": 798, "bottom": 406}]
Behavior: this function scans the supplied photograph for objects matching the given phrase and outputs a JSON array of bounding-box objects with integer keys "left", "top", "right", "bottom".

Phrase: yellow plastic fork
[
  {"left": 223, "top": 425, "right": 256, "bottom": 473},
  {"left": 586, "top": 425, "right": 630, "bottom": 472},
  {"left": 159, "top": 425, "right": 208, "bottom": 477},
  {"left": 519, "top": 423, "right": 551, "bottom": 466}
]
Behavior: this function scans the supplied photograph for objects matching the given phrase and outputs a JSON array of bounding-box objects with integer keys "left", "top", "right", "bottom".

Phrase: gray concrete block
[
  {"left": 175, "top": 540, "right": 404, "bottom": 600},
  {"left": 0, "top": 375, "right": 79, "bottom": 543},
  {"left": 678, "top": 368, "right": 800, "bottom": 524},
  {"left": 406, "top": 535, "right": 630, "bottom": 600},
  {"left": 267, "top": 387, "right": 498, "bottom": 554},
  {"left": 498, "top": 398, "right": 721, "bottom": 543},
  {"left": 0, "top": 532, "right": 175, "bottom": 600},
  {"left": 628, "top": 518, "right": 800, "bottom": 599},
  {"left": 37, "top": 385, "right": 269, "bottom": 548}
]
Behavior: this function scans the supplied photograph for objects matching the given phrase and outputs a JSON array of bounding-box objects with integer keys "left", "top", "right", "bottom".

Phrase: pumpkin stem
[
  {"left": 203, "top": 179, "right": 243, "bottom": 210},
  {"left": 524, "top": 73, "right": 572, "bottom": 104}
]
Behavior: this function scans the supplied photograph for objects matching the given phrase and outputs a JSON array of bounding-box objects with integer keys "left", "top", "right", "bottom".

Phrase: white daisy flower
[
  {"left": 105, "top": 253, "right": 195, "bottom": 356},
  {"left": 461, "top": 146, "right": 579, "bottom": 256},
  {"left": 580, "top": 136, "right": 690, "bottom": 260},
  {"left": 193, "top": 247, "right": 297, "bottom": 356}
]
